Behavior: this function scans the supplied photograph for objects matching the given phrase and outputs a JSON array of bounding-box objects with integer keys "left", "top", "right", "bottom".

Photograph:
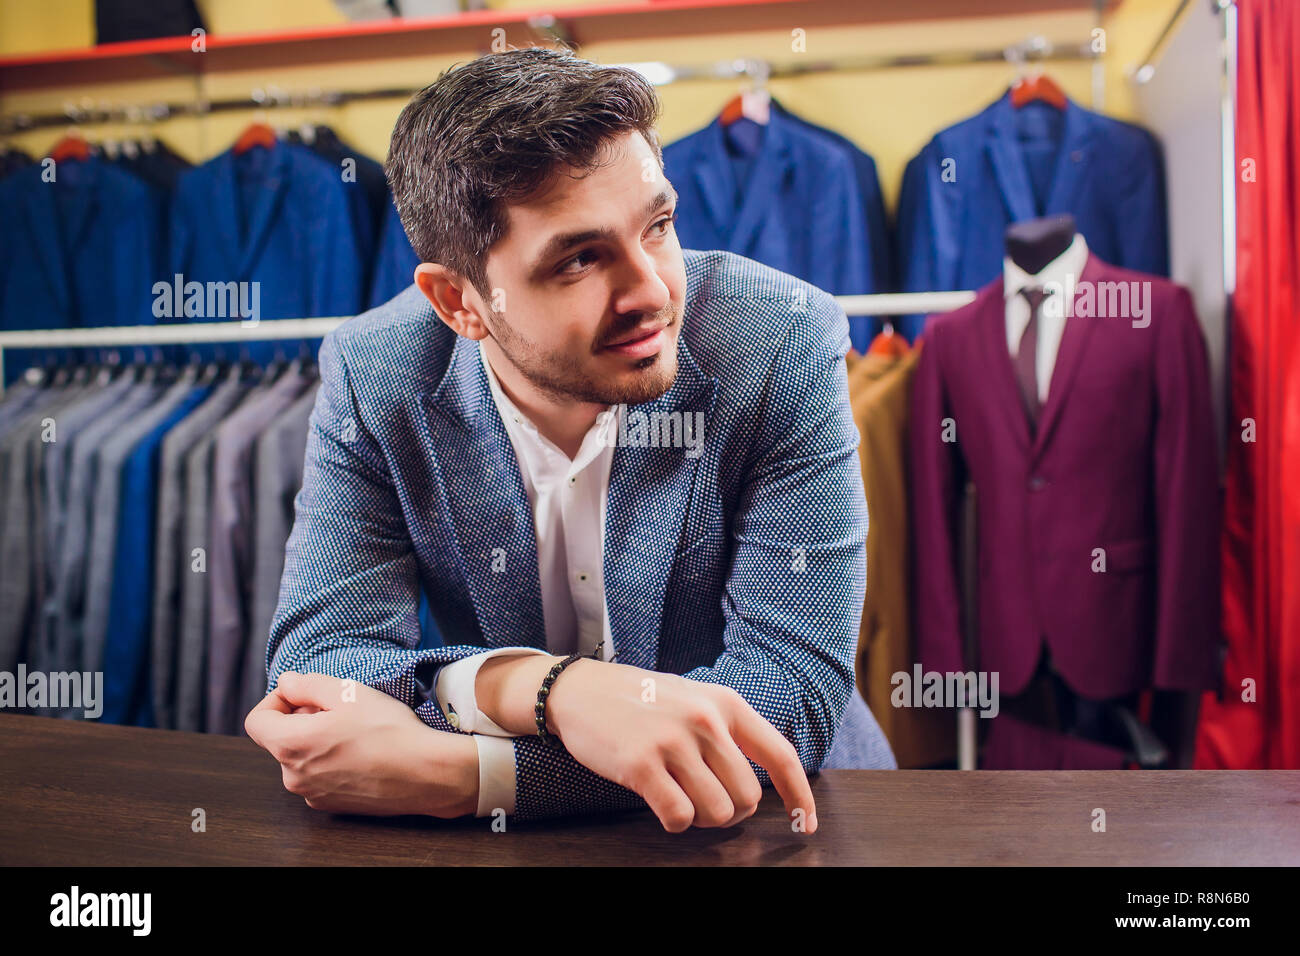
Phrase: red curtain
[{"left": 1195, "top": 0, "right": 1300, "bottom": 769}]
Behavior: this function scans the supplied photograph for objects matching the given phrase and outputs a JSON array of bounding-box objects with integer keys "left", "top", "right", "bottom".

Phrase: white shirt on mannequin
[{"left": 1003, "top": 231, "right": 1089, "bottom": 403}]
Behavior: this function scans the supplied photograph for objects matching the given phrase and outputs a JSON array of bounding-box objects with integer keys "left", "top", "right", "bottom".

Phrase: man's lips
[
  {"left": 605, "top": 323, "right": 667, "bottom": 348},
  {"left": 602, "top": 323, "right": 669, "bottom": 359}
]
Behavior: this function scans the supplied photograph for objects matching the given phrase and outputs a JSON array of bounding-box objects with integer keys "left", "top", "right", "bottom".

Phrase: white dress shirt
[
  {"left": 433, "top": 342, "right": 619, "bottom": 817},
  {"left": 1003, "top": 232, "right": 1089, "bottom": 404}
]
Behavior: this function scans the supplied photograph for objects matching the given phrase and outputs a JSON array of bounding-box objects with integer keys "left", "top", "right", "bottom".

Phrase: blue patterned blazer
[{"left": 266, "top": 248, "right": 896, "bottom": 823}]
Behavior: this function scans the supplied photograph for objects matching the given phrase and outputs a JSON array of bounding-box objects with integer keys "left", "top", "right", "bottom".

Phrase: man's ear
[{"left": 414, "top": 263, "right": 488, "bottom": 340}]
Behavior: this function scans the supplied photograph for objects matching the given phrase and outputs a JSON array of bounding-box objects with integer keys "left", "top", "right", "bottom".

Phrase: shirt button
[
  {"left": 568, "top": 475, "right": 577, "bottom": 485},
  {"left": 1029, "top": 476, "right": 1048, "bottom": 491},
  {"left": 576, "top": 572, "right": 589, "bottom": 582},
  {"left": 446, "top": 709, "right": 460, "bottom": 728}
]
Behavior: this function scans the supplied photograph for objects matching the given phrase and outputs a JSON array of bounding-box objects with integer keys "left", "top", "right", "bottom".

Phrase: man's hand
[
  {"left": 244, "top": 671, "right": 479, "bottom": 819},
  {"left": 477, "top": 655, "right": 818, "bottom": 834}
]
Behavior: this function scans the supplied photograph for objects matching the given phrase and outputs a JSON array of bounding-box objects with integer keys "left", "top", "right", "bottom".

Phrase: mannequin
[
  {"left": 1004, "top": 213, "right": 1078, "bottom": 274},
  {"left": 994, "top": 213, "right": 1172, "bottom": 767}
]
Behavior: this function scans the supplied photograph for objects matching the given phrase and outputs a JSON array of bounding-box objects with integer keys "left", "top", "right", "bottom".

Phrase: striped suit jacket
[{"left": 266, "top": 248, "right": 896, "bottom": 822}]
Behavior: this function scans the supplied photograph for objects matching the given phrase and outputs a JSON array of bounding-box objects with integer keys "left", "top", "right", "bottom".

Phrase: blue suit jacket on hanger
[
  {"left": 771, "top": 101, "right": 894, "bottom": 295},
  {"left": 369, "top": 196, "right": 421, "bottom": 308},
  {"left": 169, "top": 140, "right": 364, "bottom": 362},
  {"left": 894, "top": 90, "right": 1169, "bottom": 340},
  {"left": 0, "top": 157, "right": 160, "bottom": 334},
  {"left": 663, "top": 108, "right": 879, "bottom": 352}
]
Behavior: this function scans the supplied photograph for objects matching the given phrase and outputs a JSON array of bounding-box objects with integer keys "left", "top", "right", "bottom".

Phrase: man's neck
[{"left": 481, "top": 342, "right": 604, "bottom": 460}]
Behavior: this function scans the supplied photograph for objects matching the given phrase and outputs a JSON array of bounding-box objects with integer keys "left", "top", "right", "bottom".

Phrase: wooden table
[{"left": 1, "top": 713, "right": 1297, "bottom": 866}]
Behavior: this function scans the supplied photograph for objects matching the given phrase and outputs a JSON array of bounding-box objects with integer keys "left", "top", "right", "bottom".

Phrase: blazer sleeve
[
  {"left": 265, "top": 330, "right": 502, "bottom": 737},
  {"left": 1114, "top": 130, "right": 1171, "bottom": 278},
  {"left": 508, "top": 289, "right": 870, "bottom": 821},
  {"left": 894, "top": 149, "right": 938, "bottom": 341},
  {"left": 1151, "top": 288, "right": 1220, "bottom": 690},
  {"left": 909, "top": 329, "right": 968, "bottom": 674}
]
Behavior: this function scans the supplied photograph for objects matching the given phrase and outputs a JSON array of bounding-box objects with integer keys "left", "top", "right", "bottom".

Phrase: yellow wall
[{"left": 0, "top": 0, "right": 1187, "bottom": 210}]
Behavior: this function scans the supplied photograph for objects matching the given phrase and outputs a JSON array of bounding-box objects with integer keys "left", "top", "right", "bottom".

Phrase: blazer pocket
[{"left": 1105, "top": 537, "right": 1154, "bottom": 572}]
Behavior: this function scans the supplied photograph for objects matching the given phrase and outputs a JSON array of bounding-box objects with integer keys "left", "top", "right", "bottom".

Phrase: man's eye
[
  {"left": 558, "top": 250, "right": 597, "bottom": 275},
  {"left": 651, "top": 212, "right": 678, "bottom": 236}
]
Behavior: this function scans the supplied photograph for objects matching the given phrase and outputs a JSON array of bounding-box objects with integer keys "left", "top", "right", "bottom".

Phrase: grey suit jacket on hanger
[
  {"left": 0, "top": 382, "right": 98, "bottom": 674},
  {"left": 149, "top": 374, "right": 250, "bottom": 729},
  {"left": 34, "top": 373, "right": 137, "bottom": 673},
  {"left": 48, "top": 380, "right": 163, "bottom": 686},
  {"left": 205, "top": 368, "right": 313, "bottom": 735},
  {"left": 175, "top": 377, "right": 274, "bottom": 733},
  {"left": 240, "top": 381, "right": 318, "bottom": 724},
  {"left": 80, "top": 376, "right": 198, "bottom": 683}
]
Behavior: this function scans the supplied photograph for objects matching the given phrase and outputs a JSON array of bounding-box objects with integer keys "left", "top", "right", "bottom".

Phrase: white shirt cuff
[
  {"left": 474, "top": 734, "right": 518, "bottom": 818},
  {"left": 434, "top": 647, "right": 553, "bottom": 736}
]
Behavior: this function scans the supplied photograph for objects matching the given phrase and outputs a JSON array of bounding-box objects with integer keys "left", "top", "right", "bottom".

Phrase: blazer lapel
[
  {"left": 210, "top": 152, "right": 244, "bottom": 278},
  {"left": 422, "top": 335, "right": 546, "bottom": 652},
  {"left": 22, "top": 176, "right": 72, "bottom": 318},
  {"left": 1044, "top": 99, "right": 1094, "bottom": 217},
  {"left": 689, "top": 119, "right": 737, "bottom": 244},
  {"left": 60, "top": 158, "right": 101, "bottom": 255},
  {"left": 1031, "top": 252, "right": 1105, "bottom": 456},
  {"left": 236, "top": 141, "right": 290, "bottom": 279},
  {"left": 727, "top": 111, "right": 793, "bottom": 256},
  {"left": 985, "top": 92, "right": 1040, "bottom": 224},
  {"left": 422, "top": 330, "right": 720, "bottom": 667},
  {"left": 978, "top": 277, "right": 1032, "bottom": 454},
  {"left": 603, "top": 331, "right": 719, "bottom": 670}
]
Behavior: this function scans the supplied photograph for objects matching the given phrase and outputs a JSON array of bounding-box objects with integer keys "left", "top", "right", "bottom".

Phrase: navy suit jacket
[
  {"left": 169, "top": 140, "right": 364, "bottom": 362},
  {"left": 0, "top": 157, "right": 160, "bottom": 334},
  {"left": 896, "top": 91, "right": 1169, "bottom": 340},
  {"left": 266, "top": 249, "right": 896, "bottom": 822},
  {"left": 663, "top": 109, "right": 881, "bottom": 352},
  {"left": 368, "top": 197, "right": 420, "bottom": 309}
]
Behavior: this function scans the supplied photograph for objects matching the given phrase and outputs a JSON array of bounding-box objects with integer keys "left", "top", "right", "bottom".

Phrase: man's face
[{"left": 475, "top": 130, "right": 686, "bottom": 407}]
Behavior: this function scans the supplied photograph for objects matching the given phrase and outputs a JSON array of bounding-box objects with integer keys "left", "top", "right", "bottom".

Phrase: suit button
[{"left": 1029, "top": 476, "right": 1048, "bottom": 491}]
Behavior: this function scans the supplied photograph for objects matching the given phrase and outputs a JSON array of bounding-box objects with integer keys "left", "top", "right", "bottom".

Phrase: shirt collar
[{"left": 1003, "top": 232, "right": 1090, "bottom": 299}]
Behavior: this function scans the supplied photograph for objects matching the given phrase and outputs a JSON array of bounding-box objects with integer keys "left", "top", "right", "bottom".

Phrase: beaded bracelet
[{"left": 535, "top": 653, "right": 583, "bottom": 748}]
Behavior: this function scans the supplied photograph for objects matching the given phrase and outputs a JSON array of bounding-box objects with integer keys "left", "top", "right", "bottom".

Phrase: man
[{"left": 246, "top": 47, "right": 896, "bottom": 834}]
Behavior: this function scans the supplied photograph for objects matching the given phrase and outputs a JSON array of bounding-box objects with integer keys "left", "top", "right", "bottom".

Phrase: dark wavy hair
[{"left": 384, "top": 47, "right": 664, "bottom": 299}]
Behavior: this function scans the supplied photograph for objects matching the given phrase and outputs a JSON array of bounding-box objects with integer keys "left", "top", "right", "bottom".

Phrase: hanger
[
  {"left": 233, "top": 122, "right": 276, "bottom": 154},
  {"left": 720, "top": 58, "right": 771, "bottom": 126},
  {"left": 1011, "top": 70, "right": 1067, "bottom": 110},
  {"left": 1005, "top": 38, "right": 1066, "bottom": 110},
  {"left": 868, "top": 323, "right": 911, "bottom": 358},
  {"left": 48, "top": 130, "right": 91, "bottom": 163}
]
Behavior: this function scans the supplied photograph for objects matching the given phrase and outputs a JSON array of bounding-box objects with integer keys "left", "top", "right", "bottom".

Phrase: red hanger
[
  {"left": 233, "top": 122, "right": 276, "bottom": 154},
  {"left": 868, "top": 324, "right": 912, "bottom": 358},
  {"left": 1010, "top": 72, "right": 1067, "bottom": 110},
  {"left": 48, "top": 133, "right": 90, "bottom": 163},
  {"left": 720, "top": 89, "right": 770, "bottom": 126}
]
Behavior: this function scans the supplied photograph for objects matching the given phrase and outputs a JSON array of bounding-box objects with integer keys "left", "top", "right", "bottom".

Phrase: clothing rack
[
  {"left": 0, "top": 290, "right": 976, "bottom": 394},
  {"left": 0, "top": 34, "right": 1101, "bottom": 135}
]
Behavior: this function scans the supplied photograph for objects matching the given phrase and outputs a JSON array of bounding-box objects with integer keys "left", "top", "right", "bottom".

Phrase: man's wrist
[
  {"left": 421, "top": 729, "right": 479, "bottom": 818},
  {"left": 477, "top": 653, "right": 598, "bottom": 737},
  {"left": 477, "top": 652, "right": 565, "bottom": 735}
]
